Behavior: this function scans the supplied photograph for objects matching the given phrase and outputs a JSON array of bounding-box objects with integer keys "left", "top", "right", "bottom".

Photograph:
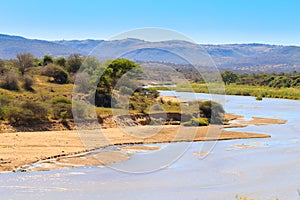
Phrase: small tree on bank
[{"left": 221, "top": 70, "right": 239, "bottom": 85}]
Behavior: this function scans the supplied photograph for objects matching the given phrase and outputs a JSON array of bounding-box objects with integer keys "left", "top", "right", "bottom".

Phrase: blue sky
[{"left": 0, "top": 0, "right": 299, "bottom": 45}]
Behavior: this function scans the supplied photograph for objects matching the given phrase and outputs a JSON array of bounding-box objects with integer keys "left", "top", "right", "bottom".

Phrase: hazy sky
[{"left": 1, "top": 0, "right": 299, "bottom": 45}]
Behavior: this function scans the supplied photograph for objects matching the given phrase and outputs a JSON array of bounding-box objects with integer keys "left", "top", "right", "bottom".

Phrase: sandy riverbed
[{"left": 0, "top": 115, "right": 285, "bottom": 172}]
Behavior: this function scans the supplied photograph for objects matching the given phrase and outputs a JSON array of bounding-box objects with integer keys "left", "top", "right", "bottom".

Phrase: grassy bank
[{"left": 153, "top": 83, "right": 300, "bottom": 100}]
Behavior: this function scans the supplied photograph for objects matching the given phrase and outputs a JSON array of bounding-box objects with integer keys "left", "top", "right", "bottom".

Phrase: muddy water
[{"left": 1, "top": 92, "right": 300, "bottom": 200}]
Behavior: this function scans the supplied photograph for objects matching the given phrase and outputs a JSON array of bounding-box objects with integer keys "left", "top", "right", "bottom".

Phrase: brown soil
[
  {"left": 0, "top": 114, "right": 286, "bottom": 173},
  {"left": 0, "top": 124, "right": 270, "bottom": 173}
]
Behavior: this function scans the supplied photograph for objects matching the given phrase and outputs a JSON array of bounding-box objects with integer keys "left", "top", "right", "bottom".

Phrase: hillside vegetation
[{"left": 0, "top": 53, "right": 225, "bottom": 131}]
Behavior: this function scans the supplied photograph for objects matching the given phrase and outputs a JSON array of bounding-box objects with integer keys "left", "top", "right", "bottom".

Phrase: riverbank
[
  {"left": 0, "top": 114, "right": 286, "bottom": 173},
  {"left": 154, "top": 83, "right": 300, "bottom": 100}
]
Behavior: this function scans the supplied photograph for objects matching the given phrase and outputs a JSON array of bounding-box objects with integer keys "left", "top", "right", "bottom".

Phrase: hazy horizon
[{"left": 1, "top": 32, "right": 299, "bottom": 47}]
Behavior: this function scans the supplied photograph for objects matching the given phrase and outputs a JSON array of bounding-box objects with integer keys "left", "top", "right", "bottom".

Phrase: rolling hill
[{"left": 1, "top": 33, "right": 300, "bottom": 72}]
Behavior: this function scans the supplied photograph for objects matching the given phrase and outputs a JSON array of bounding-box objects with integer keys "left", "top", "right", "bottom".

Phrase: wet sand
[
  {"left": 223, "top": 114, "right": 287, "bottom": 128},
  {"left": 0, "top": 115, "right": 285, "bottom": 173}
]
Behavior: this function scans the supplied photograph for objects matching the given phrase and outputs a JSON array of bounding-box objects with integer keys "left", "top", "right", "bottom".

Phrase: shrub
[
  {"left": 183, "top": 117, "right": 209, "bottom": 126},
  {"left": 0, "top": 95, "right": 11, "bottom": 120},
  {"left": 51, "top": 96, "right": 72, "bottom": 120},
  {"left": 1, "top": 71, "right": 19, "bottom": 90},
  {"left": 0, "top": 59, "right": 7, "bottom": 74},
  {"left": 66, "top": 54, "right": 82, "bottom": 73},
  {"left": 3, "top": 101, "right": 48, "bottom": 125},
  {"left": 199, "top": 100, "right": 224, "bottom": 124},
  {"left": 23, "top": 75, "right": 34, "bottom": 91},
  {"left": 42, "top": 64, "right": 69, "bottom": 84},
  {"left": 256, "top": 96, "right": 263, "bottom": 101},
  {"left": 54, "top": 57, "right": 66, "bottom": 68},
  {"left": 42, "top": 55, "right": 53, "bottom": 66}
]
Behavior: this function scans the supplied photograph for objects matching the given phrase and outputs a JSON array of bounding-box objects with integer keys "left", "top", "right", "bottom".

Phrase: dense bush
[
  {"left": 0, "top": 95, "right": 11, "bottom": 120},
  {"left": 51, "top": 96, "right": 72, "bottom": 120},
  {"left": 1, "top": 71, "right": 19, "bottom": 91},
  {"left": 199, "top": 101, "right": 224, "bottom": 124},
  {"left": 23, "top": 75, "right": 34, "bottom": 91},
  {"left": 54, "top": 57, "right": 66, "bottom": 67},
  {"left": 42, "top": 55, "right": 53, "bottom": 66},
  {"left": 42, "top": 64, "right": 69, "bottom": 84},
  {"left": 66, "top": 54, "right": 82, "bottom": 73},
  {"left": 3, "top": 101, "right": 48, "bottom": 125}
]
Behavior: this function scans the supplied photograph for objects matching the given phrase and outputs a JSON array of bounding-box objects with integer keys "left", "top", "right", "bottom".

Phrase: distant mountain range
[{"left": 1, "top": 33, "right": 300, "bottom": 72}]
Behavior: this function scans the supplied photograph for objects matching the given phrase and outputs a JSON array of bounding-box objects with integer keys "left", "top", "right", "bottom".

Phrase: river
[{"left": 1, "top": 92, "right": 300, "bottom": 200}]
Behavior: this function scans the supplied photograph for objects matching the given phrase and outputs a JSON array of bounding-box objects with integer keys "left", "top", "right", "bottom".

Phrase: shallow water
[{"left": 1, "top": 92, "right": 300, "bottom": 200}]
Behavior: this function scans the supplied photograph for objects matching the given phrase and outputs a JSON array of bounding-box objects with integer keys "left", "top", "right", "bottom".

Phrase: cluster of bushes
[
  {"left": 0, "top": 54, "right": 227, "bottom": 127},
  {"left": 0, "top": 94, "right": 76, "bottom": 126},
  {"left": 183, "top": 100, "right": 225, "bottom": 126},
  {"left": 0, "top": 53, "right": 85, "bottom": 91},
  {"left": 220, "top": 70, "right": 300, "bottom": 89}
]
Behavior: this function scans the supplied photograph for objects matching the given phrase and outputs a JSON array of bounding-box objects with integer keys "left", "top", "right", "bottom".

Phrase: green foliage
[
  {"left": 95, "top": 58, "right": 141, "bottom": 107},
  {"left": 54, "top": 57, "right": 66, "bottom": 67},
  {"left": 238, "top": 71, "right": 300, "bottom": 88},
  {"left": 183, "top": 117, "right": 209, "bottom": 126},
  {"left": 3, "top": 101, "right": 48, "bottom": 125},
  {"left": 256, "top": 96, "right": 263, "bottom": 101},
  {"left": 42, "top": 55, "right": 53, "bottom": 66},
  {"left": 0, "top": 95, "right": 11, "bottom": 120},
  {"left": 177, "top": 82, "right": 300, "bottom": 100},
  {"left": 199, "top": 100, "right": 224, "bottom": 124},
  {"left": 42, "top": 64, "right": 69, "bottom": 84},
  {"left": 51, "top": 96, "right": 72, "bottom": 120},
  {"left": 1, "top": 71, "right": 19, "bottom": 91},
  {"left": 222, "top": 70, "right": 239, "bottom": 85},
  {"left": 51, "top": 96, "right": 71, "bottom": 104},
  {"left": 66, "top": 54, "right": 82, "bottom": 73},
  {"left": 95, "top": 90, "right": 115, "bottom": 108}
]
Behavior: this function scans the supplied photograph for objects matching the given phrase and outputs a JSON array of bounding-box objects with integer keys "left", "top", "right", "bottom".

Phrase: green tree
[
  {"left": 66, "top": 54, "right": 82, "bottom": 73},
  {"left": 221, "top": 70, "right": 239, "bottom": 85},
  {"left": 95, "top": 59, "right": 140, "bottom": 107}
]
